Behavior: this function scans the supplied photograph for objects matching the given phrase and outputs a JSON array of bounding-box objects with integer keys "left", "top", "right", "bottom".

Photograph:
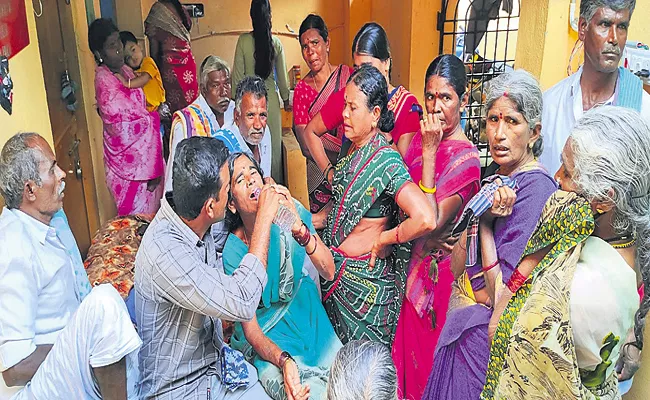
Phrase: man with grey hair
[
  {"left": 232, "top": 75, "right": 272, "bottom": 180},
  {"left": 165, "top": 55, "right": 252, "bottom": 191},
  {"left": 540, "top": 0, "right": 649, "bottom": 174},
  {"left": 0, "top": 132, "right": 141, "bottom": 399}
]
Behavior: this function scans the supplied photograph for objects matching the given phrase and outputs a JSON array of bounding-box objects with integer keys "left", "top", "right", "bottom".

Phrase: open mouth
[
  {"left": 250, "top": 187, "right": 261, "bottom": 200},
  {"left": 492, "top": 144, "right": 509, "bottom": 154}
]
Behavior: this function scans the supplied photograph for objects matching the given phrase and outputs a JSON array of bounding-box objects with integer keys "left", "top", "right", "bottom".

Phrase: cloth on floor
[
  {"left": 84, "top": 214, "right": 236, "bottom": 342},
  {"left": 84, "top": 215, "right": 152, "bottom": 299}
]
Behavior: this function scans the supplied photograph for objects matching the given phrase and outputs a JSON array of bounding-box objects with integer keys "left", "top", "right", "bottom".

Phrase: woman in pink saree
[
  {"left": 90, "top": 19, "right": 164, "bottom": 216},
  {"left": 392, "top": 55, "right": 480, "bottom": 400},
  {"left": 293, "top": 14, "right": 353, "bottom": 213}
]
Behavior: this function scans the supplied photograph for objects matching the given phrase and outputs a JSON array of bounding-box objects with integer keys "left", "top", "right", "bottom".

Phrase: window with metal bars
[{"left": 437, "top": 0, "right": 520, "bottom": 176}]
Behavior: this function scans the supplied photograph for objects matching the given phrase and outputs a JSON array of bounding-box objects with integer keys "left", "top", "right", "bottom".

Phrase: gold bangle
[
  {"left": 419, "top": 180, "right": 437, "bottom": 194},
  {"left": 128, "top": 78, "right": 131, "bottom": 89}
]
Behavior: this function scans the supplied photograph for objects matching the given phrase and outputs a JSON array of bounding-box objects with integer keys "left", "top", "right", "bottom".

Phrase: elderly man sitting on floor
[{"left": 0, "top": 132, "right": 140, "bottom": 399}]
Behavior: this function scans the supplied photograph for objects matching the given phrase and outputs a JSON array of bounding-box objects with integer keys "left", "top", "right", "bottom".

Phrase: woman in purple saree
[{"left": 423, "top": 70, "right": 557, "bottom": 400}]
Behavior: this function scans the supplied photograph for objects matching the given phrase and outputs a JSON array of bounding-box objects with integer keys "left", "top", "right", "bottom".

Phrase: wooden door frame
[{"left": 33, "top": 0, "right": 101, "bottom": 244}]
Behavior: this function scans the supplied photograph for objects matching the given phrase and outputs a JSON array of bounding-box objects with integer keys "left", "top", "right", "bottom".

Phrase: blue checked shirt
[{"left": 135, "top": 194, "right": 267, "bottom": 399}]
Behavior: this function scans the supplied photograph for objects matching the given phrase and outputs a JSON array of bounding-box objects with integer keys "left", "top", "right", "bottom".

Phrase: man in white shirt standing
[
  {"left": 165, "top": 57, "right": 272, "bottom": 191},
  {"left": 540, "top": 0, "right": 650, "bottom": 174},
  {"left": 0, "top": 132, "right": 140, "bottom": 399}
]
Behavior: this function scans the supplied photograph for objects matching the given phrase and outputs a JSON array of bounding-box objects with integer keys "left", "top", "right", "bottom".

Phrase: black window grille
[{"left": 437, "top": 0, "right": 521, "bottom": 175}]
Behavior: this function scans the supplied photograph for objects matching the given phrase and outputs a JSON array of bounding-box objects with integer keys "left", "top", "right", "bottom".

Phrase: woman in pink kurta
[{"left": 89, "top": 18, "right": 164, "bottom": 216}]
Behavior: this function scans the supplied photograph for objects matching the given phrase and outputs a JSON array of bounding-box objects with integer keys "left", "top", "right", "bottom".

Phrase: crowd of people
[{"left": 1, "top": 0, "right": 650, "bottom": 399}]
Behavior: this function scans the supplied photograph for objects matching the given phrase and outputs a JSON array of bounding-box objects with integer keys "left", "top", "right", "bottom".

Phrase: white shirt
[
  {"left": 226, "top": 122, "right": 272, "bottom": 181},
  {"left": 571, "top": 237, "right": 637, "bottom": 376},
  {"left": 164, "top": 96, "right": 272, "bottom": 192},
  {"left": 540, "top": 67, "right": 650, "bottom": 174},
  {"left": 0, "top": 208, "right": 81, "bottom": 398}
]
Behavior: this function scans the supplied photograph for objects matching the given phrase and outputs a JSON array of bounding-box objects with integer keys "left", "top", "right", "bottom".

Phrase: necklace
[
  {"left": 313, "top": 64, "right": 333, "bottom": 93},
  {"left": 612, "top": 239, "right": 636, "bottom": 249}
]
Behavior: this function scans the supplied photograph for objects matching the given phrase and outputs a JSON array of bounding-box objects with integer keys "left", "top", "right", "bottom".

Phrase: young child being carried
[
  {"left": 118, "top": 31, "right": 167, "bottom": 113},
  {"left": 118, "top": 31, "right": 172, "bottom": 159}
]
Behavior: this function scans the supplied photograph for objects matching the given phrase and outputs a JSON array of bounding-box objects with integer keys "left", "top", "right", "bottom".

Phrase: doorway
[{"left": 34, "top": 0, "right": 99, "bottom": 255}]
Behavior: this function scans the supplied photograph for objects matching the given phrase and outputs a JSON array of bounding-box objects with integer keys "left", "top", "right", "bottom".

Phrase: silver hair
[
  {"left": 569, "top": 106, "right": 650, "bottom": 356},
  {"left": 327, "top": 340, "right": 398, "bottom": 400},
  {"left": 234, "top": 75, "right": 268, "bottom": 113},
  {"left": 0, "top": 132, "right": 45, "bottom": 209},
  {"left": 485, "top": 69, "right": 544, "bottom": 157},
  {"left": 200, "top": 55, "right": 230, "bottom": 90},
  {"left": 580, "top": 0, "right": 636, "bottom": 23}
]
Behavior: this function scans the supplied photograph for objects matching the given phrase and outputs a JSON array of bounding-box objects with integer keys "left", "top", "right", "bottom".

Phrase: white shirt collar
[
  {"left": 569, "top": 66, "right": 618, "bottom": 108},
  {"left": 195, "top": 95, "right": 235, "bottom": 129},
  {"left": 223, "top": 101, "right": 235, "bottom": 128},
  {"left": 11, "top": 208, "right": 54, "bottom": 246},
  {"left": 227, "top": 124, "right": 272, "bottom": 178}
]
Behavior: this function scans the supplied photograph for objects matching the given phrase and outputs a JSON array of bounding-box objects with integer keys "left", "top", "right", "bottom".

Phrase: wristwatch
[{"left": 279, "top": 351, "right": 294, "bottom": 368}]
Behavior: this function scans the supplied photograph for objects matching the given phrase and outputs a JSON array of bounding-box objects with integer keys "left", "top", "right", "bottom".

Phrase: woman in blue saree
[{"left": 222, "top": 152, "right": 342, "bottom": 400}]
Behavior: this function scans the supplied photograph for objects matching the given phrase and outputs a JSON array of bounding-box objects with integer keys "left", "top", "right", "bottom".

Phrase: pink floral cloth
[{"left": 95, "top": 65, "right": 165, "bottom": 215}]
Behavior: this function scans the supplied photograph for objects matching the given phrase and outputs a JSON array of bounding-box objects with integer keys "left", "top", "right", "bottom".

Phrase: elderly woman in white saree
[{"left": 481, "top": 106, "right": 650, "bottom": 400}]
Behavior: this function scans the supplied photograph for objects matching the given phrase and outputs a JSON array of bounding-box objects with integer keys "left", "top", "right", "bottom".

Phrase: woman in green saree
[
  {"left": 222, "top": 152, "right": 342, "bottom": 400},
  {"left": 481, "top": 106, "right": 650, "bottom": 399},
  {"left": 321, "top": 65, "right": 436, "bottom": 347}
]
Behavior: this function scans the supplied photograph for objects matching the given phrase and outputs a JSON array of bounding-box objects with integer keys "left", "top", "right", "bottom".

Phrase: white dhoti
[{"left": 12, "top": 284, "right": 141, "bottom": 400}]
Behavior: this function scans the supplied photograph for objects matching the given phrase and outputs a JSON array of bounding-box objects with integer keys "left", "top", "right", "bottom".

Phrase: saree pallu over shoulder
[
  {"left": 95, "top": 65, "right": 164, "bottom": 183},
  {"left": 388, "top": 86, "right": 421, "bottom": 143},
  {"left": 403, "top": 137, "right": 481, "bottom": 316},
  {"left": 322, "top": 134, "right": 412, "bottom": 346},
  {"left": 295, "top": 65, "right": 353, "bottom": 212},
  {"left": 145, "top": 3, "right": 198, "bottom": 110},
  {"left": 324, "top": 135, "right": 411, "bottom": 245},
  {"left": 481, "top": 191, "right": 604, "bottom": 400},
  {"left": 393, "top": 138, "right": 480, "bottom": 400},
  {"left": 145, "top": 2, "right": 191, "bottom": 44}
]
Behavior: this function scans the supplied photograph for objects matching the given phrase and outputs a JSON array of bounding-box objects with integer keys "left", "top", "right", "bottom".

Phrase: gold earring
[
  {"left": 596, "top": 208, "right": 604, "bottom": 214},
  {"left": 372, "top": 122, "right": 377, "bottom": 128}
]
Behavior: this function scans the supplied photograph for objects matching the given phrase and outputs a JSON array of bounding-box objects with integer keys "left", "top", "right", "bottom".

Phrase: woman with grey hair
[
  {"left": 480, "top": 106, "right": 650, "bottom": 399},
  {"left": 327, "top": 341, "right": 398, "bottom": 400},
  {"left": 423, "top": 69, "right": 558, "bottom": 400}
]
